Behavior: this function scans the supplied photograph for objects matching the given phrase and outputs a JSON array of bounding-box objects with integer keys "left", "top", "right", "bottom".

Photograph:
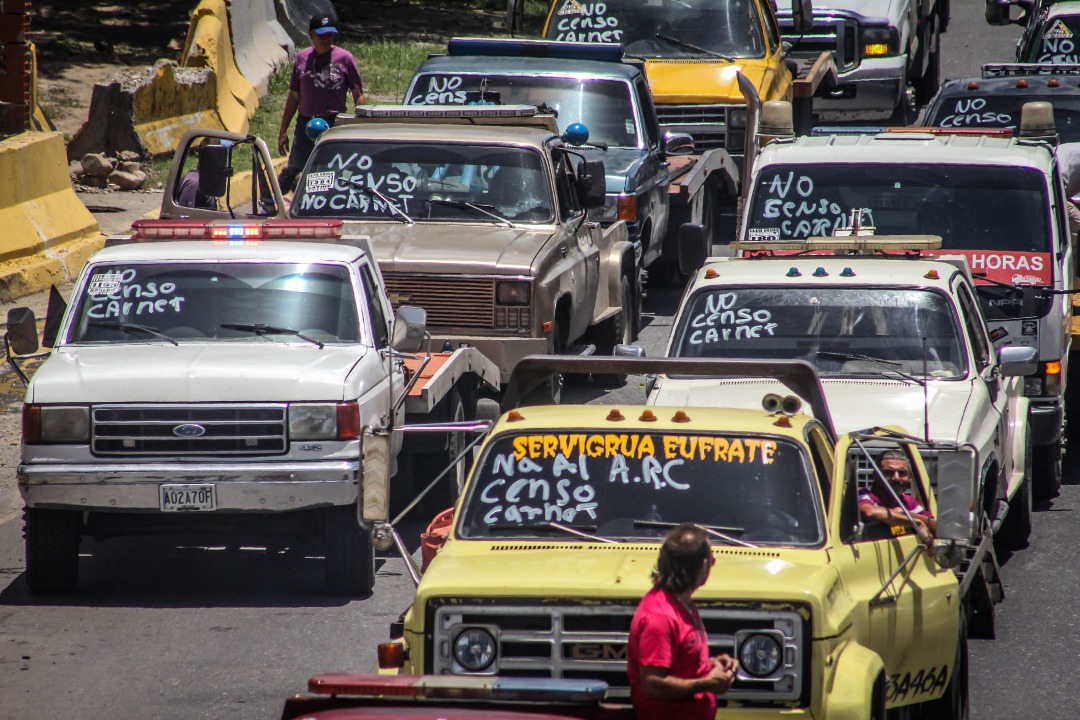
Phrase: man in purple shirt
[
  {"left": 277, "top": 13, "right": 365, "bottom": 193},
  {"left": 859, "top": 449, "right": 937, "bottom": 537}
]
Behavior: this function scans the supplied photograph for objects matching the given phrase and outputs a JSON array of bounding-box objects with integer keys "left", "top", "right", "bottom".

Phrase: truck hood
[
  {"left": 418, "top": 543, "right": 838, "bottom": 622},
  {"left": 29, "top": 344, "right": 366, "bottom": 403},
  {"left": 346, "top": 221, "right": 554, "bottom": 275},
  {"left": 650, "top": 377, "right": 974, "bottom": 442},
  {"left": 644, "top": 61, "right": 768, "bottom": 104},
  {"left": 579, "top": 146, "right": 649, "bottom": 194}
]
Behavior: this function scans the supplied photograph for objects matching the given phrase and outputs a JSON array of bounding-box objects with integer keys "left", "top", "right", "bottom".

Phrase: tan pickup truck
[{"left": 161, "top": 108, "right": 640, "bottom": 386}]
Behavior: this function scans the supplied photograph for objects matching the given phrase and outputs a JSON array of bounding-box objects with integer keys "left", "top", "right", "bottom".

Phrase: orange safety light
[
  {"left": 617, "top": 195, "right": 638, "bottom": 221},
  {"left": 606, "top": 408, "right": 625, "bottom": 421},
  {"left": 967, "top": 81, "right": 979, "bottom": 90},
  {"left": 639, "top": 409, "right": 658, "bottom": 421},
  {"left": 671, "top": 410, "right": 691, "bottom": 423},
  {"left": 1049, "top": 78, "right": 1060, "bottom": 87},
  {"left": 1017, "top": 79, "right": 1028, "bottom": 88},
  {"left": 924, "top": 269, "right": 939, "bottom": 279},
  {"left": 1045, "top": 360, "right": 1062, "bottom": 376},
  {"left": 375, "top": 643, "right": 406, "bottom": 670},
  {"left": 705, "top": 268, "right": 719, "bottom": 279}
]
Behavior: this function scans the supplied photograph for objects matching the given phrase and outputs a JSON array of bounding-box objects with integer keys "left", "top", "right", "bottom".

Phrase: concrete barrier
[
  {"left": 0, "top": 133, "right": 104, "bottom": 302},
  {"left": 276, "top": 0, "right": 338, "bottom": 46},
  {"left": 230, "top": 0, "right": 294, "bottom": 95},
  {"left": 183, "top": 0, "right": 259, "bottom": 134}
]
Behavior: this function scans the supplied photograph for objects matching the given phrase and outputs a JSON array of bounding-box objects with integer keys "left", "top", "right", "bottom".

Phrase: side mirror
[
  {"left": 997, "top": 344, "right": 1038, "bottom": 376},
  {"left": 677, "top": 223, "right": 709, "bottom": 275},
  {"left": 933, "top": 447, "right": 978, "bottom": 546},
  {"left": 198, "top": 143, "right": 231, "bottom": 198},
  {"left": 615, "top": 343, "right": 645, "bottom": 358},
  {"left": 391, "top": 305, "right": 427, "bottom": 353},
  {"left": 578, "top": 160, "right": 608, "bottom": 209},
  {"left": 663, "top": 132, "right": 695, "bottom": 155},
  {"left": 6, "top": 307, "right": 40, "bottom": 355},
  {"left": 790, "top": 0, "right": 814, "bottom": 35},
  {"left": 985, "top": 0, "right": 1032, "bottom": 25}
]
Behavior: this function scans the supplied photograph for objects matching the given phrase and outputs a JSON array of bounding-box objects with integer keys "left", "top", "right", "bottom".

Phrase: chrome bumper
[
  {"left": 18, "top": 460, "right": 359, "bottom": 512},
  {"left": 814, "top": 54, "right": 907, "bottom": 118}
]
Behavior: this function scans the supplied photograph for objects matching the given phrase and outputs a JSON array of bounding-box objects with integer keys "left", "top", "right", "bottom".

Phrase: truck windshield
[
  {"left": 746, "top": 163, "right": 1052, "bottom": 253},
  {"left": 406, "top": 74, "right": 639, "bottom": 148},
  {"left": 293, "top": 142, "right": 555, "bottom": 224},
  {"left": 671, "top": 287, "right": 968, "bottom": 379},
  {"left": 458, "top": 430, "right": 824, "bottom": 546},
  {"left": 1028, "top": 18, "right": 1080, "bottom": 63},
  {"left": 925, "top": 93, "right": 1080, "bottom": 142},
  {"left": 66, "top": 262, "right": 360, "bottom": 344},
  {"left": 544, "top": 0, "right": 765, "bottom": 59}
]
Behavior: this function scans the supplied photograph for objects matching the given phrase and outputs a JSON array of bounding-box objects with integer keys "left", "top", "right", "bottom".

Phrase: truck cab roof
[{"left": 414, "top": 53, "right": 642, "bottom": 83}]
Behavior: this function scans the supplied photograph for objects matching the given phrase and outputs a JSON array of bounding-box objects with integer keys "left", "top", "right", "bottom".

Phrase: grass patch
[{"left": 351, "top": 40, "right": 444, "bottom": 102}]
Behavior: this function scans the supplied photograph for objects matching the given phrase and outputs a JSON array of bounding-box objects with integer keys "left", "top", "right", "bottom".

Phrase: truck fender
[
  {"left": 824, "top": 641, "right": 887, "bottom": 720},
  {"left": 598, "top": 220, "right": 635, "bottom": 312},
  {"left": 1007, "top": 395, "right": 1032, "bottom": 500}
]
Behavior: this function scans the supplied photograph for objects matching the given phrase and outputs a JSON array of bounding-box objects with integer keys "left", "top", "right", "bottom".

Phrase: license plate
[{"left": 159, "top": 484, "right": 217, "bottom": 512}]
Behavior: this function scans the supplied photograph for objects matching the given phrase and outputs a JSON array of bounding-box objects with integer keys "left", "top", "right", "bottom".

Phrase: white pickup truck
[
  {"left": 5, "top": 214, "right": 498, "bottom": 596},
  {"left": 645, "top": 239, "right": 1038, "bottom": 556}
]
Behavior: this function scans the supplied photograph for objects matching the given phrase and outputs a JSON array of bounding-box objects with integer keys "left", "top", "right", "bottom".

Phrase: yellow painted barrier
[
  {"left": 183, "top": 0, "right": 259, "bottom": 134},
  {"left": 0, "top": 133, "right": 104, "bottom": 302}
]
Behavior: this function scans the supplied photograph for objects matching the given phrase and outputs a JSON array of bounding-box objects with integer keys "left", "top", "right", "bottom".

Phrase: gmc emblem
[{"left": 570, "top": 643, "right": 627, "bottom": 660}]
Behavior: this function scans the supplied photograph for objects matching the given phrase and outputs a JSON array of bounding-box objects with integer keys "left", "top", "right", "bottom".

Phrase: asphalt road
[{"left": 1, "top": 10, "right": 1070, "bottom": 720}]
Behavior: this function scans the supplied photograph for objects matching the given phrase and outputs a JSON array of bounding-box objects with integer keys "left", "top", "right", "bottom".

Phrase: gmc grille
[
  {"left": 92, "top": 404, "right": 287, "bottom": 456},
  {"left": 781, "top": 17, "right": 859, "bottom": 71},
  {"left": 654, "top": 104, "right": 743, "bottom": 152},
  {"left": 384, "top": 274, "right": 496, "bottom": 328},
  {"left": 429, "top": 599, "right": 805, "bottom": 703}
]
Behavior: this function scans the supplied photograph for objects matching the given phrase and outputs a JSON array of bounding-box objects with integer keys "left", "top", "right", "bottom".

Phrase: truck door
[
  {"left": 553, "top": 148, "right": 599, "bottom": 338},
  {"left": 636, "top": 76, "right": 670, "bottom": 258},
  {"left": 830, "top": 437, "right": 960, "bottom": 709},
  {"left": 358, "top": 262, "right": 404, "bottom": 439}
]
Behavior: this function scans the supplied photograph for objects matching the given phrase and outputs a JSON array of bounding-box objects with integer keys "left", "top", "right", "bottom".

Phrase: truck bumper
[
  {"left": 1029, "top": 400, "right": 1064, "bottom": 446},
  {"left": 17, "top": 460, "right": 359, "bottom": 512},
  {"left": 814, "top": 55, "right": 907, "bottom": 118},
  {"left": 431, "top": 335, "right": 549, "bottom": 384}
]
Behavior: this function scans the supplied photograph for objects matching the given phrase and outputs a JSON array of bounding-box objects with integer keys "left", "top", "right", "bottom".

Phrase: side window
[
  {"left": 846, "top": 445, "right": 931, "bottom": 544},
  {"left": 635, "top": 79, "right": 661, "bottom": 148},
  {"left": 761, "top": 1, "right": 782, "bottom": 52},
  {"left": 956, "top": 284, "right": 991, "bottom": 370},
  {"left": 806, "top": 425, "right": 834, "bottom": 511},
  {"left": 552, "top": 149, "right": 583, "bottom": 222},
  {"left": 359, "top": 264, "right": 391, "bottom": 349}
]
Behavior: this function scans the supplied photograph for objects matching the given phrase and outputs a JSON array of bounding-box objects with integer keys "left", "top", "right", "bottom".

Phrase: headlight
[
  {"left": 289, "top": 402, "right": 359, "bottom": 440},
  {"left": 453, "top": 627, "right": 496, "bottom": 671},
  {"left": 728, "top": 108, "right": 747, "bottom": 129},
  {"left": 496, "top": 280, "right": 531, "bottom": 306},
  {"left": 25, "top": 405, "right": 90, "bottom": 443},
  {"left": 589, "top": 194, "right": 620, "bottom": 223},
  {"left": 738, "top": 632, "right": 782, "bottom": 678},
  {"left": 860, "top": 27, "right": 897, "bottom": 57}
]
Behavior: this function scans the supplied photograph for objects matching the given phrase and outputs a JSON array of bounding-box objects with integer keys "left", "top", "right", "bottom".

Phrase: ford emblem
[{"left": 173, "top": 423, "right": 207, "bottom": 438}]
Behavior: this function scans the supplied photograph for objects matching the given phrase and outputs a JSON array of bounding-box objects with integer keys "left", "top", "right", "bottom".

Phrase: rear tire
[
  {"left": 423, "top": 388, "right": 473, "bottom": 514},
  {"left": 915, "top": 16, "right": 941, "bottom": 106},
  {"left": 998, "top": 474, "right": 1032, "bottom": 550},
  {"left": 25, "top": 508, "right": 81, "bottom": 594},
  {"left": 1033, "top": 442, "right": 1062, "bottom": 499},
  {"left": 323, "top": 506, "right": 375, "bottom": 596}
]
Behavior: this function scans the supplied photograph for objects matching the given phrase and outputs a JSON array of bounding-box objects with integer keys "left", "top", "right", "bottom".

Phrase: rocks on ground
[{"left": 72, "top": 151, "right": 148, "bottom": 191}]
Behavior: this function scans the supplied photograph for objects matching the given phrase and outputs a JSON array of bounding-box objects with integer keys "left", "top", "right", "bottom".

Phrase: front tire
[
  {"left": 323, "top": 506, "right": 375, "bottom": 596},
  {"left": 25, "top": 508, "right": 81, "bottom": 594},
  {"left": 1033, "top": 442, "right": 1062, "bottom": 499}
]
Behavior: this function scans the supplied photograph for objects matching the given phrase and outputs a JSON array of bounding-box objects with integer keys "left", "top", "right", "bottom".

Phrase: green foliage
[{"left": 349, "top": 40, "right": 444, "bottom": 102}]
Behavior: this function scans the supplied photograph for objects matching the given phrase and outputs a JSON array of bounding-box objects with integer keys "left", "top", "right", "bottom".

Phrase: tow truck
[
  {"left": 375, "top": 357, "right": 990, "bottom": 719},
  {"left": 4, "top": 193, "right": 499, "bottom": 596},
  {"left": 735, "top": 100, "right": 1073, "bottom": 499},
  {"left": 402, "top": 38, "right": 740, "bottom": 281}
]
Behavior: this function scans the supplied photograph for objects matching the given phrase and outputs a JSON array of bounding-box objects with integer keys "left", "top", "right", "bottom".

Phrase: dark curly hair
[{"left": 651, "top": 523, "right": 711, "bottom": 593}]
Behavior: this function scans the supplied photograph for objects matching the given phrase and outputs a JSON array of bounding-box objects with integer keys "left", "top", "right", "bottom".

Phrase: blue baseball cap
[{"left": 309, "top": 14, "right": 338, "bottom": 34}]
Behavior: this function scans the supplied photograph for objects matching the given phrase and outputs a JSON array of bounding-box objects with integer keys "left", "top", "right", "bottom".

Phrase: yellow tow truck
[{"left": 374, "top": 357, "right": 1000, "bottom": 719}]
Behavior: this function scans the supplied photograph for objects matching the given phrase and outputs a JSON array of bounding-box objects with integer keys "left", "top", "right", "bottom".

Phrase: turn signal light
[
  {"left": 864, "top": 43, "right": 889, "bottom": 56},
  {"left": 1045, "top": 360, "right": 1062, "bottom": 376},
  {"left": 337, "top": 402, "right": 361, "bottom": 440},
  {"left": 376, "top": 643, "right": 406, "bottom": 669},
  {"left": 617, "top": 195, "right": 638, "bottom": 221}
]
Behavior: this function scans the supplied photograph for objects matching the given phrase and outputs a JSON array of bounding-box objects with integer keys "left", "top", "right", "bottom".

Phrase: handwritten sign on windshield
[
  {"left": 85, "top": 268, "right": 185, "bottom": 319},
  {"left": 551, "top": 0, "right": 622, "bottom": 42},
  {"left": 684, "top": 291, "right": 778, "bottom": 345},
  {"left": 758, "top": 171, "right": 846, "bottom": 237}
]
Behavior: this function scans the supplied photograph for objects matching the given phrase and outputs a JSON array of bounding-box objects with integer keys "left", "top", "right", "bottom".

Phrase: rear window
[{"left": 925, "top": 93, "right": 1080, "bottom": 143}]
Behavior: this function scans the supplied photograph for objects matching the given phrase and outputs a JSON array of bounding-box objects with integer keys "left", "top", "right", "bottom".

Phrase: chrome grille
[
  {"left": 430, "top": 600, "right": 805, "bottom": 702},
  {"left": 384, "top": 274, "right": 496, "bottom": 328},
  {"left": 780, "top": 17, "right": 859, "bottom": 71},
  {"left": 92, "top": 404, "right": 287, "bottom": 456},
  {"left": 655, "top": 103, "right": 738, "bottom": 151}
]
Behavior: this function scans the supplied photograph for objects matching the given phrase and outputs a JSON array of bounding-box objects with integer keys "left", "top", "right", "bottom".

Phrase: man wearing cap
[{"left": 277, "top": 13, "right": 365, "bottom": 193}]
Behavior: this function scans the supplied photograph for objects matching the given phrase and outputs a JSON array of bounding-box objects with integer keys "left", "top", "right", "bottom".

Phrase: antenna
[{"left": 922, "top": 335, "right": 930, "bottom": 443}]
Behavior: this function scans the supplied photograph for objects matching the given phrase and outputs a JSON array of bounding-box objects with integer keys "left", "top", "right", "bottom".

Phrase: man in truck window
[
  {"left": 858, "top": 450, "right": 937, "bottom": 537},
  {"left": 627, "top": 523, "right": 738, "bottom": 720}
]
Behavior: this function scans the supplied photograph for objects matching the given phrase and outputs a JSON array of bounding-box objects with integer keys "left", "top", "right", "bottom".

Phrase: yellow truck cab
[
  {"left": 541, "top": 0, "right": 812, "bottom": 157},
  {"left": 377, "top": 357, "right": 993, "bottom": 719}
]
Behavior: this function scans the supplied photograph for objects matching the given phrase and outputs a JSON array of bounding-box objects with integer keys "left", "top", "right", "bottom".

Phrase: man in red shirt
[
  {"left": 859, "top": 449, "right": 936, "bottom": 537},
  {"left": 628, "top": 523, "right": 738, "bottom": 720}
]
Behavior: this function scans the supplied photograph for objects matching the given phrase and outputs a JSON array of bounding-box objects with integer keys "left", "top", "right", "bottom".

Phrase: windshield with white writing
[
  {"left": 925, "top": 94, "right": 1080, "bottom": 142},
  {"left": 671, "top": 287, "right": 968, "bottom": 379},
  {"left": 405, "top": 75, "right": 639, "bottom": 148},
  {"left": 66, "top": 262, "right": 360, "bottom": 344},
  {"left": 544, "top": 0, "right": 765, "bottom": 59},
  {"left": 746, "top": 163, "right": 1051, "bottom": 253},
  {"left": 293, "top": 142, "right": 554, "bottom": 223},
  {"left": 1028, "top": 17, "right": 1080, "bottom": 62},
  {"left": 459, "top": 431, "right": 824, "bottom": 546}
]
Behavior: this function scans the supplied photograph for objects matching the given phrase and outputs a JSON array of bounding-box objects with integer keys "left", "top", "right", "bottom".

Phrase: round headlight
[
  {"left": 739, "top": 633, "right": 782, "bottom": 677},
  {"left": 453, "top": 628, "right": 496, "bottom": 672}
]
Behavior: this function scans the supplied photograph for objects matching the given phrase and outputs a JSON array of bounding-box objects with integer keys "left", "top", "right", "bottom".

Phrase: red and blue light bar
[{"left": 130, "top": 219, "right": 344, "bottom": 242}]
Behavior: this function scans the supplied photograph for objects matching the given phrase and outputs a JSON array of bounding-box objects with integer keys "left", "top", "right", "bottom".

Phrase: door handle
[{"left": 561, "top": 245, "right": 569, "bottom": 257}]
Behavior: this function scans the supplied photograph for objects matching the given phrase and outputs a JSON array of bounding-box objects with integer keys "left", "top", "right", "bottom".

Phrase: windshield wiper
[
  {"left": 427, "top": 198, "right": 516, "bottom": 228},
  {"left": 653, "top": 29, "right": 734, "bottom": 61},
  {"left": 88, "top": 321, "right": 178, "bottom": 346},
  {"left": 488, "top": 521, "right": 619, "bottom": 544},
  {"left": 817, "top": 350, "right": 924, "bottom": 386},
  {"left": 634, "top": 520, "right": 756, "bottom": 548},
  {"left": 219, "top": 322, "right": 324, "bottom": 348},
  {"left": 346, "top": 179, "right": 414, "bottom": 224}
]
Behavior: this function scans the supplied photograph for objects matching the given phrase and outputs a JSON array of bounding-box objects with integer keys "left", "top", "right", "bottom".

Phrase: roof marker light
[
  {"left": 671, "top": 410, "right": 691, "bottom": 423},
  {"left": 606, "top": 408, "right": 625, "bottom": 421},
  {"left": 507, "top": 410, "right": 525, "bottom": 422},
  {"left": 841, "top": 267, "right": 855, "bottom": 277},
  {"left": 1049, "top": 78, "right": 1060, "bottom": 87},
  {"left": 787, "top": 267, "right": 801, "bottom": 277},
  {"left": 639, "top": 409, "right": 657, "bottom": 422},
  {"left": 924, "top": 269, "right": 940, "bottom": 279},
  {"left": 1017, "top": 79, "right": 1029, "bottom": 88},
  {"left": 967, "top": 81, "right": 979, "bottom": 90},
  {"left": 813, "top": 267, "right": 828, "bottom": 277},
  {"left": 774, "top": 416, "right": 792, "bottom": 428},
  {"left": 705, "top": 268, "right": 719, "bottom": 279}
]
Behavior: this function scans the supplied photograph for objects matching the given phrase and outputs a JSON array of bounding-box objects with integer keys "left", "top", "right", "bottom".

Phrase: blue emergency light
[{"left": 448, "top": 37, "right": 623, "bottom": 63}]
